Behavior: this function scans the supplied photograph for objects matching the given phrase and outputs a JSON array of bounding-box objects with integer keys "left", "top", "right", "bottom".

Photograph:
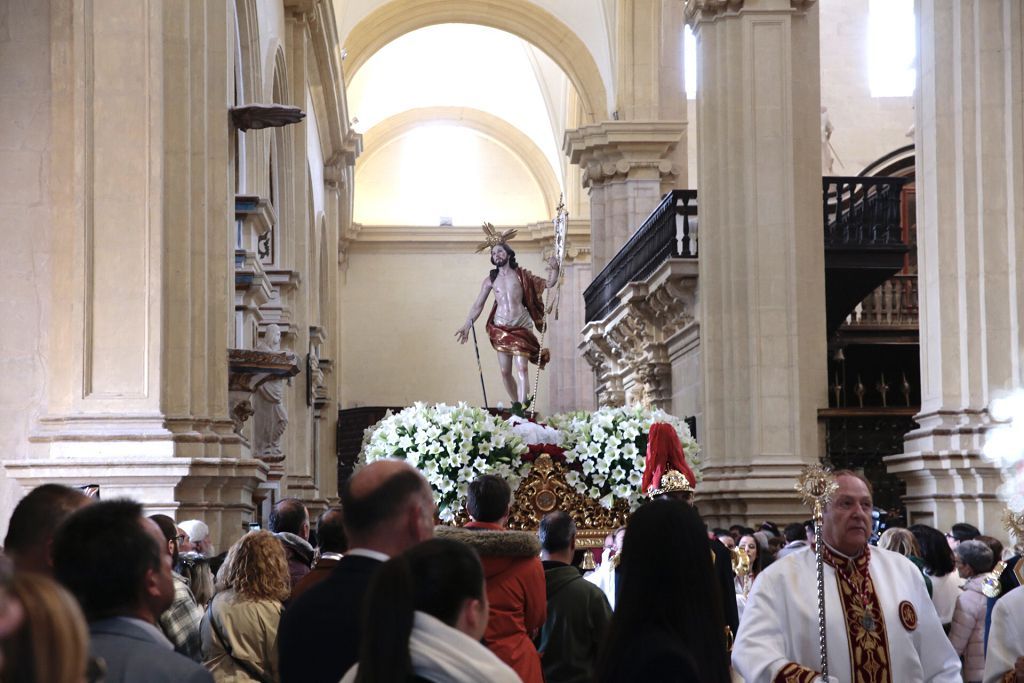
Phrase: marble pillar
[
  {"left": 686, "top": 0, "right": 828, "bottom": 525},
  {"left": 565, "top": 0, "right": 687, "bottom": 276},
  {"left": 885, "top": 0, "right": 1024, "bottom": 534},
  {"left": 564, "top": 122, "right": 685, "bottom": 275}
]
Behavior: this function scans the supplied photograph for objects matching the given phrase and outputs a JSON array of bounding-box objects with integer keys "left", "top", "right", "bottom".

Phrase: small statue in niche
[
  {"left": 821, "top": 105, "right": 836, "bottom": 174},
  {"left": 253, "top": 324, "right": 295, "bottom": 461}
]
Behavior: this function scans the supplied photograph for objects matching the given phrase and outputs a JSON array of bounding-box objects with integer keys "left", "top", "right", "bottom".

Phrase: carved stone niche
[
  {"left": 307, "top": 326, "right": 332, "bottom": 417},
  {"left": 228, "top": 348, "right": 301, "bottom": 446},
  {"left": 236, "top": 195, "right": 275, "bottom": 254}
]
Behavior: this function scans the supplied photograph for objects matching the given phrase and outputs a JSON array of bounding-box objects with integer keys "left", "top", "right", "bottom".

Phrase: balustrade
[
  {"left": 822, "top": 176, "right": 907, "bottom": 247},
  {"left": 844, "top": 274, "right": 918, "bottom": 327}
]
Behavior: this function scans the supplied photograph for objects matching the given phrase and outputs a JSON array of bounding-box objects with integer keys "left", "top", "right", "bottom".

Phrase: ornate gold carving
[{"left": 505, "top": 455, "right": 630, "bottom": 547}]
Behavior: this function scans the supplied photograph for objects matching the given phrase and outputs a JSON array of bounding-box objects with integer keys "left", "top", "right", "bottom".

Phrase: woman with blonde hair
[
  {"left": 0, "top": 572, "right": 90, "bottom": 683},
  {"left": 201, "top": 530, "right": 290, "bottom": 682},
  {"left": 879, "top": 527, "right": 932, "bottom": 596}
]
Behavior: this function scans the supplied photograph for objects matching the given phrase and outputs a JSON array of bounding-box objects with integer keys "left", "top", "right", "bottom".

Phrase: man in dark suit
[
  {"left": 278, "top": 459, "right": 437, "bottom": 683},
  {"left": 52, "top": 499, "right": 213, "bottom": 683},
  {"left": 291, "top": 506, "right": 347, "bottom": 602}
]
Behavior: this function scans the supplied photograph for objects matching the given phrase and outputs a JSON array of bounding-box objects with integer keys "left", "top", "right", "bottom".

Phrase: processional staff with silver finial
[
  {"left": 530, "top": 195, "right": 568, "bottom": 419},
  {"left": 795, "top": 464, "right": 839, "bottom": 680}
]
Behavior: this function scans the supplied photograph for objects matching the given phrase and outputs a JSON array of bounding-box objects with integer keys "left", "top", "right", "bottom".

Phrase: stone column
[
  {"left": 885, "top": 0, "right": 1024, "bottom": 534},
  {"left": 3, "top": 0, "right": 265, "bottom": 550},
  {"left": 686, "top": 0, "right": 827, "bottom": 524},
  {"left": 565, "top": 0, "right": 688, "bottom": 275},
  {"left": 546, "top": 258, "right": 596, "bottom": 414},
  {"left": 565, "top": 123, "right": 685, "bottom": 274}
]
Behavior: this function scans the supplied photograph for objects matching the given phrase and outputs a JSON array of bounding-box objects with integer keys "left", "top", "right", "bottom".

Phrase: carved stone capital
[
  {"left": 634, "top": 361, "right": 673, "bottom": 410},
  {"left": 327, "top": 128, "right": 362, "bottom": 170},
  {"left": 564, "top": 121, "right": 685, "bottom": 189},
  {"left": 686, "top": 0, "right": 816, "bottom": 27}
]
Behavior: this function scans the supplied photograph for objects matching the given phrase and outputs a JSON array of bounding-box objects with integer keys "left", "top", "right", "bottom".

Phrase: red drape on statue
[{"left": 486, "top": 267, "right": 550, "bottom": 367}]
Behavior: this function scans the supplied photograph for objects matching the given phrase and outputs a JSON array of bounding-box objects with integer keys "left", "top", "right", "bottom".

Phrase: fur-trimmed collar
[{"left": 434, "top": 525, "right": 540, "bottom": 558}]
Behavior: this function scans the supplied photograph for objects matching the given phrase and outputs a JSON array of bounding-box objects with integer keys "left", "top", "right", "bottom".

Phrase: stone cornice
[
  {"left": 563, "top": 120, "right": 685, "bottom": 188},
  {"left": 344, "top": 219, "right": 591, "bottom": 250}
]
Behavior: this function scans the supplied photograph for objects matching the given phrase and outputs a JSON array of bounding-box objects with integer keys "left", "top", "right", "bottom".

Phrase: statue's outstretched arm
[{"left": 455, "top": 277, "right": 492, "bottom": 344}]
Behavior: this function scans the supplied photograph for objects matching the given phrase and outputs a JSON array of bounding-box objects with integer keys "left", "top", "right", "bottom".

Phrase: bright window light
[
  {"left": 867, "top": 0, "right": 916, "bottom": 97},
  {"left": 684, "top": 25, "right": 697, "bottom": 100}
]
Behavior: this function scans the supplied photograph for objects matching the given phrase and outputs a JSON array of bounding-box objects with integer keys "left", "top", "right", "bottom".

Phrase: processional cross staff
[{"left": 795, "top": 464, "right": 839, "bottom": 680}]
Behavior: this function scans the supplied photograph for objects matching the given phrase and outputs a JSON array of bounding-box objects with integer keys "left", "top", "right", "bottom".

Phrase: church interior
[{"left": 1, "top": 0, "right": 1021, "bottom": 549}]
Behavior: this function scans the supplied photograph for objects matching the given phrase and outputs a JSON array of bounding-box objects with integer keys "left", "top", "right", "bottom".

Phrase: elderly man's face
[{"left": 822, "top": 474, "right": 873, "bottom": 556}]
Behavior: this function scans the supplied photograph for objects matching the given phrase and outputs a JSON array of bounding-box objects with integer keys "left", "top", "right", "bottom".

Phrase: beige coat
[{"left": 200, "top": 590, "right": 282, "bottom": 682}]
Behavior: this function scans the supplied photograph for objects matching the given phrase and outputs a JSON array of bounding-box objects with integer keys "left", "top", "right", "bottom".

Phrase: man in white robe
[
  {"left": 732, "top": 471, "right": 961, "bottom": 683},
  {"left": 984, "top": 584, "right": 1024, "bottom": 683}
]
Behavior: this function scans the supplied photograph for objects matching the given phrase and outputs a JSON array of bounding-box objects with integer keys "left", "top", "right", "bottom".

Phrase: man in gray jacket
[
  {"left": 53, "top": 499, "right": 213, "bottom": 683},
  {"left": 536, "top": 511, "right": 612, "bottom": 683}
]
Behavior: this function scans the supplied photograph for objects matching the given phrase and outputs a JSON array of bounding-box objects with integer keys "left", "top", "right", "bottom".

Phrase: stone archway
[
  {"left": 359, "top": 107, "right": 563, "bottom": 212},
  {"left": 343, "top": 0, "right": 608, "bottom": 123}
]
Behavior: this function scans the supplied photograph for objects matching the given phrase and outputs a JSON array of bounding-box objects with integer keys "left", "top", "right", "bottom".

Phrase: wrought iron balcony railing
[
  {"left": 583, "top": 176, "right": 909, "bottom": 326},
  {"left": 822, "top": 176, "right": 907, "bottom": 248},
  {"left": 583, "top": 190, "right": 698, "bottom": 323}
]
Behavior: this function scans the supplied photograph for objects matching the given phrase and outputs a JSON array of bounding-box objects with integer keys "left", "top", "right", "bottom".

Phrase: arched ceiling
[
  {"left": 338, "top": 0, "right": 611, "bottom": 122},
  {"left": 354, "top": 124, "right": 549, "bottom": 226},
  {"left": 347, "top": 23, "right": 573, "bottom": 227}
]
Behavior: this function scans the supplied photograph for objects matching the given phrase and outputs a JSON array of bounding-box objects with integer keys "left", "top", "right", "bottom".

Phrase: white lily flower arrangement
[
  {"left": 359, "top": 402, "right": 531, "bottom": 522},
  {"left": 550, "top": 405, "right": 701, "bottom": 511}
]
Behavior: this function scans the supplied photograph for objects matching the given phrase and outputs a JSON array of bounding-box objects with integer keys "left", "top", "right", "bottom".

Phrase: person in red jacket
[{"left": 437, "top": 474, "right": 546, "bottom": 683}]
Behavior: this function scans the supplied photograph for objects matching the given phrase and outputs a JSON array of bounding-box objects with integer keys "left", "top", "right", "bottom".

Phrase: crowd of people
[{"left": 1, "top": 435, "right": 1024, "bottom": 682}]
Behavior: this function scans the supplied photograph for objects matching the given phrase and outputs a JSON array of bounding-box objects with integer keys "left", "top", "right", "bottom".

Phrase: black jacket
[
  {"left": 277, "top": 554, "right": 383, "bottom": 683},
  {"left": 710, "top": 538, "right": 739, "bottom": 638},
  {"left": 537, "top": 562, "right": 612, "bottom": 683},
  {"left": 599, "top": 627, "right": 701, "bottom": 683}
]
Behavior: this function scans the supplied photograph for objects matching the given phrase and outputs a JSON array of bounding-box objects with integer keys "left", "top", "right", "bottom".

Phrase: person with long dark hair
[
  {"left": 597, "top": 499, "right": 731, "bottom": 683},
  {"left": 911, "top": 523, "right": 960, "bottom": 628},
  {"left": 341, "top": 539, "right": 519, "bottom": 683}
]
